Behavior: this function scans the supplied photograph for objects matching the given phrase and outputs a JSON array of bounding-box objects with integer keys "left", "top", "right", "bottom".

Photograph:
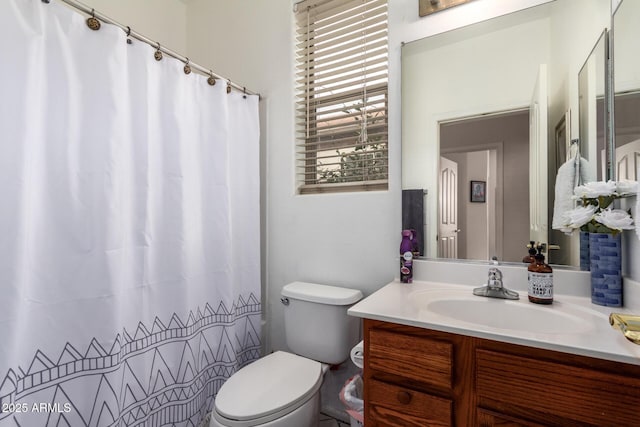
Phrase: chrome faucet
[{"left": 473, "top": 258, "right": 519, "bottom": 300}]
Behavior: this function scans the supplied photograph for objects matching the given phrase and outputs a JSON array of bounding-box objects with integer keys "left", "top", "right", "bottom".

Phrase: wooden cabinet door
[{"left": 477, "top": 409, "right": 547, "bottom": 427}]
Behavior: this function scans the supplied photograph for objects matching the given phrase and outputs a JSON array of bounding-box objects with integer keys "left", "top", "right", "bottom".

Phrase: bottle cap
[{"left": 402, "top": 230, "right": 412, "bottom": 237}]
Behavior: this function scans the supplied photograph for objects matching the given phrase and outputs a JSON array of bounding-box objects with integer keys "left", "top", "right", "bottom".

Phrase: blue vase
[
  {"left": 579, "top": 231, "right": 590, "bottom": 271},
  {"left": 589, "top": 232, "right": 622, "bottom": 307}
]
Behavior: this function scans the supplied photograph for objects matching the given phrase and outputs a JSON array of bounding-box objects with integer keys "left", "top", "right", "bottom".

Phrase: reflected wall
[{"left": 402, "top": 0, "right": 610, "bottom": 265}]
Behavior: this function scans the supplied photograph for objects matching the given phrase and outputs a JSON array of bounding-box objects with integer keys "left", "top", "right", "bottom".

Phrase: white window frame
[{"left": 295, "top": 0, "right": 389, "bottom": 194}]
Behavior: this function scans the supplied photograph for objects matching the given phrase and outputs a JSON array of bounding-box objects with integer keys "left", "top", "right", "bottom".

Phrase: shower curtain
[{"left": 0, "top": 1, "right": 261, "bottom": 426}]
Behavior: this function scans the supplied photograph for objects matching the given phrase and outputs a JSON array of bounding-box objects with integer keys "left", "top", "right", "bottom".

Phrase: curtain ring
[
  {"left": 86, "top": 9, "right": 101, "bottom": 31},
  {"left": 125, "top": 26, "right": 132, "bottom": 45},
  {"left": 154, "top": 42, "right": 163, "bottom": 61},
  {"left": 207, "top": 71, "right": 216, "bottom": 86},
  {"left": 226, "top": 81, "right": 232, "bottom": 94},
  {"left": 183, "top": 58, "right": 192, "bottom": 75},
  {"left": 243, "top": 87, "right": 247, "bottom": 99}
]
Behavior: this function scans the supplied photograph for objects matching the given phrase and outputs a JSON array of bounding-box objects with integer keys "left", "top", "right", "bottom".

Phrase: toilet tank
[{"left": 281, "top": 282, "right": 363, "bottom": 365}]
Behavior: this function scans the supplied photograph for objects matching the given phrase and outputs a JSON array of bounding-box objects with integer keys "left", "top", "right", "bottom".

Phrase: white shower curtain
[{"left": 0, "top": 1, "right": 261, "bottom": 426}]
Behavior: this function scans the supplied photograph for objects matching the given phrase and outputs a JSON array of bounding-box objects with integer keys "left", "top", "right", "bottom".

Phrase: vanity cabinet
[{"left": 363, "top": 319, "right": 640, "bottom": 426}]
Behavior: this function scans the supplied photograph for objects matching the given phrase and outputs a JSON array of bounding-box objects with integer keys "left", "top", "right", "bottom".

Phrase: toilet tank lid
[{"left": 282, "top": 282, "right": 363, "bottom": 305}]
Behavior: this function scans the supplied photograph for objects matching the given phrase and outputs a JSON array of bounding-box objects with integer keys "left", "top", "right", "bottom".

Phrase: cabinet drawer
[
  {"left": 368, "top": 378, "right": 452, "bottom": 426},
  {"left": 476, "top": 349, "right": 640, "bottom": 426},
  {"left": 368, "top": 328, "right": 453, "bottom": 389},
  {"left": 477, "top": 408, "right": 547, "bottom": 426}
]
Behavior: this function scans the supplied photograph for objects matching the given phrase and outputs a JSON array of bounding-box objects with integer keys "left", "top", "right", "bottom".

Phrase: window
[{"left": 295, "top": 0, "right": 388, "bottom": 194}]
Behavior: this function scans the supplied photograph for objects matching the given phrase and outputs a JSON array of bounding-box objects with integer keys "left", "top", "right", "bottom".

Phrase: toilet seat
[{"left": 213, "top": 351, "right": 323, "bottom": 426}]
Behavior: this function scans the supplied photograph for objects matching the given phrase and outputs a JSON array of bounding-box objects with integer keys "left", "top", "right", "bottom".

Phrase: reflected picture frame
[{"left": 470, "top": 180, "right": 486, "bottom": 203}]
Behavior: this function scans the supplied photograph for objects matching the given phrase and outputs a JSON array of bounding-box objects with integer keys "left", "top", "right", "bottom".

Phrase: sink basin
[{"left": 410, "top": 289, "right": 601, "bottom": 334}]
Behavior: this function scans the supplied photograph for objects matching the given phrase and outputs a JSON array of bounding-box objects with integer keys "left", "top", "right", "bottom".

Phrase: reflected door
[
  {"left": 616, "top": 139, "right": 640, "bottom": 180},
  {"left": 439, "top": 156, "right": 459, "bottom": 258},
  {"left": 529, "top": 64, "right": 549, "bottom": 248}
]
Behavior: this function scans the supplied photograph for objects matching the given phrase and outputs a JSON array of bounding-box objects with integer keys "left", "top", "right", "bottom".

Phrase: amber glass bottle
[
  {"left": 527, "top": 248, "right": 553, "bottom": 304},
  {"left": 522, "top": 241, "right": 537, "bottom": 264}
]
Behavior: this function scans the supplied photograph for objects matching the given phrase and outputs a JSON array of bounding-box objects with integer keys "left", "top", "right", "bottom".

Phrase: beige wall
[
  {"left": 73, "top": 0, "right": 188, "bottom": 53},
  {"left": 441, "top": 112, "right": 530, "bottom": 262}
]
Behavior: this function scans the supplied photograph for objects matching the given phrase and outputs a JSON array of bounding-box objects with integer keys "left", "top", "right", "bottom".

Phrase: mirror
[
  {"left": 578, "top": 29, "right": 608, "bottom": 182},
  {"left": 402, "top": 0, "right": 610, "bottom": 266},
  {"left": 613, "top": 0, "right": 640, "bottom": 181},
  {"left": 612, "top": 0, "right": 640, "bottom": 280}
]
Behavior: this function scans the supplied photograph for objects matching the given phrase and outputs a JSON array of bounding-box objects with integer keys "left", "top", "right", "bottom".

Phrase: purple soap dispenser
[{"left": 400, "top": 230, "right": 413, "bottom": 283}]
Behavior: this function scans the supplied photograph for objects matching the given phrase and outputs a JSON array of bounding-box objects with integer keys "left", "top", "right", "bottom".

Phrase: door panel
[
  {"left": 439, "top": 156, "right": 458, "bottom": 258},
  {"left": 616, "top": 139, "right": 640, "bottom": 180}
]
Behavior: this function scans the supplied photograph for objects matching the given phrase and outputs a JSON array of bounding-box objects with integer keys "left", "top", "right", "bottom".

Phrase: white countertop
[{"left": 348, "top": 279, "right": 640, "bottom": 366}]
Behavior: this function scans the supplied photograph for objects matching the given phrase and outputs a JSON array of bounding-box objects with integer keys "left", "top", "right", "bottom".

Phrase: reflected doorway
[
  {"left": 439, "top": 110, "right": 530, "bottom": 262},
  {"left": 615, "top": 91, "right": 640, "bottom": 180}
]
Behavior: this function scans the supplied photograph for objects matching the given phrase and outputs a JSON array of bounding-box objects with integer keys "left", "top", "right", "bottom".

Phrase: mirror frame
[
  {"left": 578, "top": 28, "right": 612, "bottom": 182},
  {"left": 401, "top": 0, "right": 614, "bottom": 267}
]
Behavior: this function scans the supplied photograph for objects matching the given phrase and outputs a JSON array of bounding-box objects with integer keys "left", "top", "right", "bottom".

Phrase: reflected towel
[
  {"left": 552, "top": 155, "right": 592, "bottom": 232},
  {"left": 402, "top": 189, "right": 425, "bottom": 256}
]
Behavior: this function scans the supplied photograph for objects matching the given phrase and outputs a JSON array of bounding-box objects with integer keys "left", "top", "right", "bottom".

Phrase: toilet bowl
[
  {"left": 209, "top": 282, "right": 363, "bottom": 427},
  {"left": 210, "top": 352, "right": 326, "bottom": 427}
]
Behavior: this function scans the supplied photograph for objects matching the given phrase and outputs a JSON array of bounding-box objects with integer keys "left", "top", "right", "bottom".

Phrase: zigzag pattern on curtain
[{"left": 0, "top": 295, "right": 261, "bottom": 427}]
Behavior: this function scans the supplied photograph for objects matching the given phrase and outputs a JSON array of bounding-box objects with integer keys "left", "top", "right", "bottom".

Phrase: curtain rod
[{"left": 47, "top": 0, "right": 260, "bottom": 98}]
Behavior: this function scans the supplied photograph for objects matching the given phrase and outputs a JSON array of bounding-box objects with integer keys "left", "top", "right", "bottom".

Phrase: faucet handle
[
  {"left": 487, "top": 267, "right": 503, "bottom": 288},
  {"left": 474, "top": 265, "right": 518, "bottom": 300}
]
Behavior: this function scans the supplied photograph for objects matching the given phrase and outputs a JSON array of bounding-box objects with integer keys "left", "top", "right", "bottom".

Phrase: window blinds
[{"left": 295, "top": 0, "right": 388, "bottom": 194}]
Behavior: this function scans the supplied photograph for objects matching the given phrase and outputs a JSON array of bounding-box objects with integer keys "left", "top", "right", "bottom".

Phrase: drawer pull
[{"left": 396, "top": 390, "right": 413, "bottom": 405}]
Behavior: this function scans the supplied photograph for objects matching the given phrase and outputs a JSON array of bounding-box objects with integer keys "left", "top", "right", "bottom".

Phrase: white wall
[
  {"left": 547, "top": 0, "right": 610, "bottom": 150},
  {"left": 402, "top": 9, "right": 551, "bottom": 257},
  {"left": 544, "top": 0, "right": 610, "bottom": 266},
  {"left": 182, "top": 0, "right": 621, "bottom": 353},
  {"left": 72, "top": 0, "right": 640, "bottom": 375},
  {"left": 614, "top": 1, "right": 640, "bottom": 282},
  {"left": 42, "top": 0, "right": 640, "bottom": 418},
  {"left": 185, "top": 1, "right": 399, "bottom": 357},
  {"left": 391, "top": 0, "right": 552, "bottom": 44},
  {"left": 614, "top": 0, "right": 640, "bottom": 93},
  {"left": 73, "top": 0, "right": 571, "bottom": 362}
]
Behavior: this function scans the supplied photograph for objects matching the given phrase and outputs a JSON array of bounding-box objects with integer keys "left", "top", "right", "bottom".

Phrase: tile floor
[{"left": 319, "top": 412, "right": 353, "bottom": 427}]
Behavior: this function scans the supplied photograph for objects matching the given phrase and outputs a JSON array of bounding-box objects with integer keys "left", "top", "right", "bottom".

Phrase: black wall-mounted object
[{"left": 402, "top": 189, "right": 425, "bottom": 256}]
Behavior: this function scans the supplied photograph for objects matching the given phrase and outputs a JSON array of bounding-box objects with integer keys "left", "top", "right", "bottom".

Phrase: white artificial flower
[
  {"left": 616, "top": 179, "right": 639, "bottom": 196},
  {"left": 595, "top": 209, "right": 635, "bottom": 231},
  {"left": 573, "top": 180, "right": 617, "bottom": 199},
  {"left": 563, "top": 205, "right": 597, "bottom": 230}
]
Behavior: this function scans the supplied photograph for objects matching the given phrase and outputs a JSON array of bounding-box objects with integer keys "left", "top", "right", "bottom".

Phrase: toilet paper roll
[{"left": 350, "top": 340, "right": 364, "bottom": 369}]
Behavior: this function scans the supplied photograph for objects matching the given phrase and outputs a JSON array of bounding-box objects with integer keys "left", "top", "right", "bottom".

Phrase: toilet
[{"left": 210, "top": 281, "right": 363, "bottom": 427}]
